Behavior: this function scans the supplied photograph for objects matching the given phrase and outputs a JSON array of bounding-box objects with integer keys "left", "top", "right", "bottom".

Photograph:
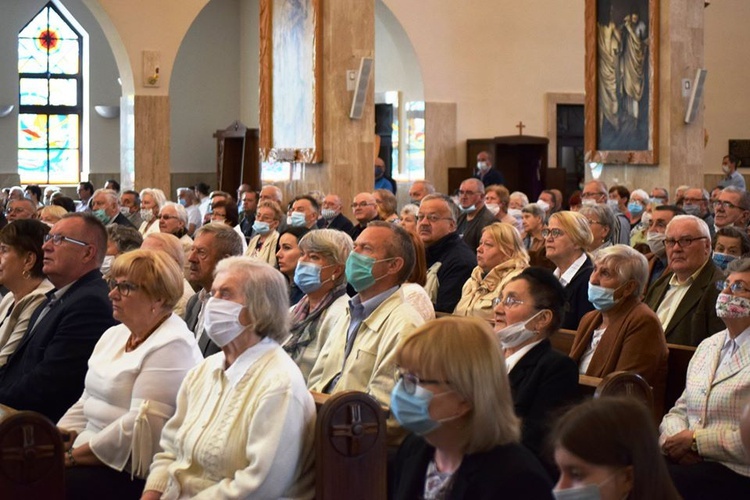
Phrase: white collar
[
  {"left": 505, "top": 339, "right": 543, "bottom": 373},
  {"left": 219, "top": 337, "right": 278, "bottom": 388},
  {"left": 555, "top": 252, "right": 588, "bottom": 287}
]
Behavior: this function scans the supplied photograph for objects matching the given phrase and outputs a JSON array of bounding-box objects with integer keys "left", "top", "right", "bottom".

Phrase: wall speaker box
[
  {"left": 685, "top": 68, "right": 707, "bottom": 124},
  {"left": 349, "top": 57, "right": 373, "bottom": 120}
]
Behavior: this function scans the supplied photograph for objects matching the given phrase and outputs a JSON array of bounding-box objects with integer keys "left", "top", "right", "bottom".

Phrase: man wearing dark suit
[
  {"left": 473, "top": 150, "right": 505, "bottom": 187},
  {"left": 91, "top": 188, "right": 134, "bottom": 228},
  {"left": 318, "top": 194, "right": 354, "bottom": 233},
  {"left": 645, "top": 215, "right": 725, "bottom": 346},
  {"left": 0, "top": 213, "right": 116, "bottom": 422},
  {"left": 455, "top": 178, "right": 497, "bottom": 252},
  {"left": 183, "top": 223, "right": 244, "bottom": 357},
  {"left": 349, "top": 192, "right": 381, "bottom": 242}
]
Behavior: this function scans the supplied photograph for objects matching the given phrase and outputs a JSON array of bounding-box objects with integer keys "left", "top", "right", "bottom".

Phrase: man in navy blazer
[{"left": 0, "top": 213, "right": 116, "bottom": 422}]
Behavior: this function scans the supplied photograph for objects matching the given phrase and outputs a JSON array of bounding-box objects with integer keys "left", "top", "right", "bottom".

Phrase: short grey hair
[
  {"left": 727, "top": 257, "right": 750, "bottom": 274},
  {"left": 461, "top": 178, "right": 485, "bottom": 195},
  {"left": 630, "top": 189, "right": 650, "bottom": 204},
  {"left": 161, "top": 201, "right": 188, "bottom": 226},
  {"left": 421, "top": 193, "right": 460, "bottom": 223},
  {"left": 666, "top": 214, "right": 711, "bottom": 240},
  {"left": 510, "top": 191, "right": 529, "bottom": 206},
  {"left": 194, "top": 222, "right": 243, "bottom": 257},
  {"left": 93, "top": 188, "right": 118, "bottom": 205},
  {"left": 142, "top": 232, "right": 185, "bottom": 268},
  {"left": 722, "top": 186, "right": 750, "bottom": 210},
  {"left": 592, "top": 244, "right": 649, "bottom": 297},
  {"left": 298, "top": 229, "right": 353, "bottom": 286},
  {"left": 139, "top": 188, "right": 167, "bottom": 210},
  {"left": 521, "top": 203, "right": 545, "bottom": 219},
  {"left": 400, "top": 203, "right": 419, "bottom": 218},
  {"left": 261, "top": 185, "right": 283, "bottom": 203},
  {"left": 106, "top": 224, "right": 143, "bottom": 254},
  {"left": 579, "top": 204, "right": 616, "bottom": 244},
  {"left": 214, "top": 257, "right": 290, "bottom": 343}
]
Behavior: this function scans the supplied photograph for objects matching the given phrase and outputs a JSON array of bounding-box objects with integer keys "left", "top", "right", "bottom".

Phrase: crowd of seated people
[{"left": 0, "top": 172, "right": 749, "bottom": 499}]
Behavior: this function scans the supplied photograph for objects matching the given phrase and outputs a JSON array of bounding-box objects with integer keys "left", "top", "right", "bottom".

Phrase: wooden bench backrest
[
  {"left": 550, "top": 329, "right": 576, "bottom": 355},
  {"left": 313, "top": 391, "right": 387, "bottom": 500},
  {"left": 664, "top": 343, "right": 696, "bottom": 412}
]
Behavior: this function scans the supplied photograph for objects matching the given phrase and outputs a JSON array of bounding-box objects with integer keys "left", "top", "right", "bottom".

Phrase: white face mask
[
  {"left": 582, "top": 198, "right": 598, "bottom": 207},
  {"left": 722, "top": 164, "right": 731, "bottom": 175},
  {"left": 203, "top": 297, "right": 247, "bottom": 347},
  {"left": 485, "top": 203, "right": 501, "bottom": 216},
  {"left": 536, "top": 200, "right": 550, "bottom": 213},
  {"left": 606, "top": 199, "right": 620, "bottom": 210},
  {"left": 477, "top": 161, "right": 490, "bottom": 172},
  {"left": 140, "top": 209, "right": 154, "bottom": 222},
  {"left": 646, "top": 231, "right": 666, "bottom": 257},
  {"left": 495, "top": 310, "right": 544, "bottom": 349},
  {"left": 100, "top": 255, "right": 114, "bottom": 276},
  {"left": 552, "top": 483, "right": 601, "bottom": 500},
  {"left": 508, "top": 208, "right": 523, "bottom": 220}
]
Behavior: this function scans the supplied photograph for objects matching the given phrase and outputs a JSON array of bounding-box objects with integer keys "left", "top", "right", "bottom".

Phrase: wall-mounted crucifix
[{"left": 516, "top": 121, "right": 526, "bottom": 135}]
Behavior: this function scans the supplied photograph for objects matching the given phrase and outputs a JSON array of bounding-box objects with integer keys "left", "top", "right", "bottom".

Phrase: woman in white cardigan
[
  {"left": 58, "top": 250, "right": 202, "bottom": 499},
  {"left": 245, "top": 200, "right": 283, "bottom": 267},
  {"left": 143, "top": 258, "right": 315, "bottom": 499},
  {"left": 0, "top": 219, "right": 54, "bottom": 366}
]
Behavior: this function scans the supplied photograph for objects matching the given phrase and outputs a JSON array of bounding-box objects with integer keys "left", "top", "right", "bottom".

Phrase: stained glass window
[{"left": 18, "top": 2, "right": 82, "bottom": 184}]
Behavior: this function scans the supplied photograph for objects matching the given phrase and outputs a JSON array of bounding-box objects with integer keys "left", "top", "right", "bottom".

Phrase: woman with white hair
[
  {"left": 399, "top": 204, "right": 419, "bottom": 234},
  {"left": 285, "top": 229, "right": 353, "bottom": 380},
  {"left": 569, "top": 244, "right": 669, "bottom": 413},
  {"left": 143, "top": 258, "right": 315, "bottom": 499},
  {"left": 138, "top": 188, "right": 167, "bottom": 237},
  {"left": 579, "top": 203, "right": 616, "bottom": 252},
  {"left": 158, "top": 201, "right": 192, "bottom": 265}
]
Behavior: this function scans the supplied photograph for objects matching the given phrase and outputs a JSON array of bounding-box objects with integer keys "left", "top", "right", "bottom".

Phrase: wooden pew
[
  {"left": 0, "top": 404, "right": 65, "bottom": 499},
  {"left": 311, "top": 391, "right": 387, "bottom": 500},
  {"left": 664, "top": 343, "right": 696, "bottom": 412}
]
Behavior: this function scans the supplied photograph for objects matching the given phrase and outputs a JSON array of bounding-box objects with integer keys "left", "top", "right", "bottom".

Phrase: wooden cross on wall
[{"left": 516, "top": 121, "right": 525, "bottom": 135}]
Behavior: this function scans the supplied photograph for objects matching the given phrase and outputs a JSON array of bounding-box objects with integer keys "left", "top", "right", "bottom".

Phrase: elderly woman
[
  {"left": 374, "top": 188, "right": 399, "bottom": 223},
  {"left": 0, "top": 220, "right": 54, "bottom": 366},
  {"left": 142, "top": 258, "right": 315, "bottom": 499},
  {"left": 485, "top": 184, "right": 522, "bottom": 231},
  {"left": 285, "top": 229, "right": 352, "bottom": 380},
  {"left": 276, "top": 226, "right": 310, "bottom": 306},
  {"left": 579, "top": 203, "right": 616, "bottom": 252},
  {"left": 141, "top": 233, "right": 196, "bottom": 317},
  {"left": 454, "top": 222, "right": 529, "bottom": 322},
  {"left": 104, "top": 224, "right": 143, "bottom": 276},
  {"left": 544, "top": 211, "right": 595, "bottom": 330},
  {"left": 712, "top": 226, "right": 750, "bottom": 270},
  {"left": 158, "top": 202, "right": 192, "bottom": 259},
  {"left": 58, "top": 250, "right": 202, "bottom": 499},
  {"left": 245, "top": 200, "right": 283, "bottom": 266},
  {"left": 493, "top": 267, "right": 579, "bottom": 472},
  {"left": 138, "top": 188, "right": 166, "bottom": 236},
  {"left": 38, "top": 204, "right": 68, "bottom": 226},
  {"left": 399, "top": 203, "right": 419, "bottom": 234},
  {"left": 554, "top": 398, "right": 681, "bottom": 500},
  {"left": 659, "top": 257, "right": 750, "bottom": 498},
  {"left": 389, "top": 317, "right": 553, "bottom": 499},
  {"left": 569, "top": 244, "right": 668, "bottom": 412},
  {"left": 521, "top": 203, "right": 555, "bottom": 270},
  {"left": 210, "top": 198, "right": 247, "bottom": 253}
]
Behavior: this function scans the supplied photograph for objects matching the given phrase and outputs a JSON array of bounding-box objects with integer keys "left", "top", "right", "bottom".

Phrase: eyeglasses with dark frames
[
  {"left": 107, "top": 279, "right": 140, "bottom": 297},
  {"left": 44, "top": 233, "right": 88, "bottom": 247},
  {"left": 396, "top": 371, "right": 450, "bottom": 395}
]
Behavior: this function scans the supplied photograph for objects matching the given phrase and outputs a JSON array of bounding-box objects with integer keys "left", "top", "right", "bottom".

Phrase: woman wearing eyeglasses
[
  {"left": 493, "top": 267, "right": 579, "bottom": 477},
  {"left": 389, "top": 316, "right": 554, "bottom": 499},
  {"left": 58, "top": 249, "right": 202, "bottom": 499},
  {"left": 245, "top": 200, "right": 283, "bottom": 267},
  {"left": 578, "top": 203, "right": 616, "bottom": 252},
  {"left": 659, "top": 257, "right": 750, "bottom": 499},
  {"left": 544, "top": 211, "right": 595, "bottom": 330},
  {"left": 0, "top": 220, "right": 54, "bottom": 367},
  {"left": 158, "top": 202, "right": 193, "bottom": 269},
  {"left": 569, "top": 245, "right": 668, "bottom": 414},
  {"left": 454, "top": 222, "right": 529, "bottom": 322}
]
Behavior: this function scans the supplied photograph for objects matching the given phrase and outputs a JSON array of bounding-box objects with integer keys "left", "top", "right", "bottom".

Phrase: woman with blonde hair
[
  {"left": 38, "top": 204, "right": 68, "bottom": 226},
  {"left": 454, "top": 222, "right": 529, "bottom": 322},
  {"left": 245, "top": 200, "right": 283, "bottom": 266},
  {"left": 138, "top": 188, "right": 167, "bottom": 236},
  {"left": 545, "top": 211, "right": 595, "bottom": 329},
  {"left": 374, "top": 188, "right": 399, "bottom": 223},
  {"left": 390, "top": 316, "right": 553, "bottom": 499}
]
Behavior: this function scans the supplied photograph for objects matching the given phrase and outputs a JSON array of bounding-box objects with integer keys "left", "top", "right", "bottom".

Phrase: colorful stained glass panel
[
  {"left": 20, "top": 78, "right": 49, "bottom": 106},
  {"left": 49, "top": 149, "right": 79, "bottom": 184},
  {"left": 49, "top": 40, "right": 80, "bottom": 74},
  {"left": 18, "top": 149, "right": 49, "bottom": 184},
  {"left": 18, "top": 39, "right": 46, "bottom": 73},
  {"left": 18, "top": 114, "right": 48, "bottom": 148},
  {"left": 49, "top": 79, "right": 77, "bottom": 106},
  {"left": 48, "top": 115, "right": 78, "bottom": 148}
]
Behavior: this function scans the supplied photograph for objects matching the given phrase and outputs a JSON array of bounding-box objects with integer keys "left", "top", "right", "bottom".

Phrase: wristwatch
[{"left": 690, "top": 432, "right": 698, "bottom": 453}]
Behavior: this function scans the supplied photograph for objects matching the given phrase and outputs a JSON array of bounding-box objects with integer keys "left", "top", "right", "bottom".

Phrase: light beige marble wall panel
[
  {"left": 134, "top": 95, "right": 171, "bottom": 194},
  {"left": 425, "top": 102, "right": 457, "bottom": 195}
]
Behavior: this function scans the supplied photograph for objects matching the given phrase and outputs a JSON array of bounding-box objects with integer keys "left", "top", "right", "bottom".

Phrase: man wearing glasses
[
  {"left": 455, "top": 178, "right": 496, "bottom": 252},
  {"left": 348, "top": 192, "right": 381, "bottom": 241},
  {"left": 713, "top": 186, "right": 750, "bottom": 232},
  {"left": 645, "top": 215, "right": 724, "bottom": 346},
  {"left": 0, "top": 213, "right": 116, "bottom": 422}
]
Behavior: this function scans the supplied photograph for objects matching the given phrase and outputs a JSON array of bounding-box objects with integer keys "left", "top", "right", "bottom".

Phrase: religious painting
[
  {"left": 585, "top": 0, "right": 659, "bottom": 165},
  {"left": 259, "top": 0, "right": 322, "bottom": 163}
]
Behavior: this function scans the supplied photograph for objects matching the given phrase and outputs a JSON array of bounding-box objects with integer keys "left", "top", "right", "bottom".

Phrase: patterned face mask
[{"left": 716, "top": 292, "right": 750, "bottom": 319}]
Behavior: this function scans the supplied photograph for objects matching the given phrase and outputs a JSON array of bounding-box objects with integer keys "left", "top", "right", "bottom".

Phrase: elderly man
[
  {"left": 719, "top": 154, "right": 746, "bottom": 190},
  {"left": 651, "top": 187, "right": 669, "bottom": 206},
  {"left": 349, "top": 192, "right": 381, "bottom": 241},
  {"left": 176, "top": 187, "right": 201, "bottom": 235},
  {"left": 456, "top": 178, "right": 496, "bottom": 251},
  {"left": 418, "top": 194, "right": 476, "bottom": 313},
  {"left": 319, "top": 194, "right": 354, "bottom": 233},
  {"left": 644, "top": 215, "right": 724, "bottom": 346},
  {"left": 183, "top": 223, "right": 244, "bottom": 357},
  {"left": 259, "top": 185, "right": 283, "bottom": 204},
  {"left": 644, "top": 205, "right": 684, "bottom": 289},
  {"left": 5, "top": 198, "right": 37, "bottom": 222},
  {"left": 308, "top": 222, "right": 424, "bottom": 444},
  {"left": 120, "top": 190, "right": 144, "bottom": 229},
  {"left": 408, "top": 180, "right": 435, "bottom": 206},
  {"left": 474, "top": 150, "right": 504, "bottom": 187},
  {"left": 76, "top": 181, "right": 94, "bottom": 212},
  {"left": 713, "top": 186, "right": 750, "bottom": 231},
  {"left": 289, "top": 195, "right": 321, "bottom": 229},
  {"left": 682, "top": 187, "right": 714, "bottom": 236},
  {"left": 582, "top": 180, "right": 630, "bottom": 244},
  {"left": 0, "top": 213, "right": 116, "bottom": 421},
  {"left": 91, "top": 188, "right": 134, "bottom": 228}
]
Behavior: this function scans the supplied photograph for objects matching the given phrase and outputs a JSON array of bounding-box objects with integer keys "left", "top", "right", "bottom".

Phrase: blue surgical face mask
[
  {"left": 93, "top": 208, "right": 111, "bottom": 225},
  {"left": 390, "top": 379, "right": 443, "bottom": 436},
  {"left": 293, "top": 261, "right": 335, "bottom": 294},
  {"left": 252, "top": 220, "right": 271, "bottom": 235},
  {"left": 460, "top": 204, "right": 476, "bottom": 214},
  {"left": 178, "top": 198, "right": 187, "bottom": 207},
  {"left": 712, "top": 252, "right": 736, "bottom": 271},
  {"left": 587, "top": 282, "right": 626, "bottom": 311},
  {"left": 344, "top": 252, "right": 393, "bottom": 292},
  {"left": 289, "top": 211, "right": 307, "bottom": 227},
  {"left": 321, "top": 208, "right": 337, "bottom": 220},
  {"left": 627, "top": 202, "right": 644, "bottom": 217}
]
